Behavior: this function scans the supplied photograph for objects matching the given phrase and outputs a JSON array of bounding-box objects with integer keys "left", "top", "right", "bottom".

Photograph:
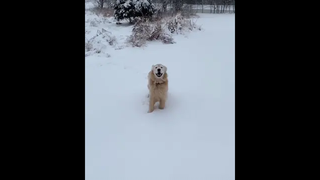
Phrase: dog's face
[{"left": 152, "top": 64, "right": 167, "bottom": 78}]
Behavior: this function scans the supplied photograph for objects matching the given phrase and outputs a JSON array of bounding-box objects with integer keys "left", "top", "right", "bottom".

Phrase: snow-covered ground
[{"left": 85, "top": 3, "right": 235, "bottom": 180}]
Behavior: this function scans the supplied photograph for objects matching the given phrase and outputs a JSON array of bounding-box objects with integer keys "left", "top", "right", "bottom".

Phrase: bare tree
[
  {"left": 172, "top": 0, "right": 184, "bottom": 13},
  {"left": 161, "top": 0, "right": 169, "bottom": 12},
  {"left": 96, "top": 0, "right": 104, "bottom": 9},
  {"left": 104, "top": 0, "right": 113, "bottom": 9},
  {"left": 232, "top": 0, "right": 235, "bottom": 13}
]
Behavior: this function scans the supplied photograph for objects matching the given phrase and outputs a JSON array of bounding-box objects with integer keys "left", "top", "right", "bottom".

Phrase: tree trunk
[
  {"left": 202, "top": 0, "right": 204, "bottom": 13},
  {"left": 99, "top": 0, "right": 104, "bottom": 9}
]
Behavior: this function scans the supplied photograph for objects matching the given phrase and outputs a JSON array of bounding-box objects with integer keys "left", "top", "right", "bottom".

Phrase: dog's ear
[
  {"left": 151, "top": 65, "right": 155, "bottom": 70},
  {"left": 163, "top": 65, "right": 167, "bottom": 73}
]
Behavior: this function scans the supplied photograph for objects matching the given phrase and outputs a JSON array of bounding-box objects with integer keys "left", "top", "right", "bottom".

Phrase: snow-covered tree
[
  {"left": 113, "top": 0, "right": 136, "bottom": 22},
  {"left": 134, "top": 0, "right": 156, "bottom": 18},
  {"left": 113, "top": 0, "right": 156, "bottom": 23}
]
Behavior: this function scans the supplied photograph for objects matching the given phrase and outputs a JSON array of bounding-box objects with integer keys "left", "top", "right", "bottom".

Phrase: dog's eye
[{"left": 161, "top": 67, "right": 163, "bottom": 68}]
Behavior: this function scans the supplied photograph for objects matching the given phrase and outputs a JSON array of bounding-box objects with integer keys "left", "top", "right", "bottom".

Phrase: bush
[
  {"left": 165, "top": 13, "right": 201, "bottom": 34},
  {"left": 127, "top": 14, "right": 201, "bottom": 47},
  {"left": 85, "top": 28, "right": 117, "bottom": 55},
  {"left": 127, "top": 18, "right": 174, "bottom": 47}
]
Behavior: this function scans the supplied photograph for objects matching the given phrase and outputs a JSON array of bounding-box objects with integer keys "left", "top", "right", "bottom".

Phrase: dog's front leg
[
  {"left": 147, "top": 84, "right": 151, "bottom": 98},
  {"left": 148, "top": 95, "right": 155, "bottom": 113},
  {"left": 159, "top": 98, "right": 166, "bottom": 109}
]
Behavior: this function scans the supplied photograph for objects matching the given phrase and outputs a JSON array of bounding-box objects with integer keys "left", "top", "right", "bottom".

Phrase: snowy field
[{"left": 85, "top": 3, "right": 235, "bottom": 180}]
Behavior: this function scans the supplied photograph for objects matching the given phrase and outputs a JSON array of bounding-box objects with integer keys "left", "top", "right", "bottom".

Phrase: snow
[
  {"left": 134, "top": 0, "right": 151, "bottom": 9},
  {"left": 85, "top": 4, "right": 235, "bottom": 180},
  {"left": 123, "top": 1, "right": 132, "bottom": 8},
  {"left": 85, "top": 1, "right": 94, "bottom": 10}
]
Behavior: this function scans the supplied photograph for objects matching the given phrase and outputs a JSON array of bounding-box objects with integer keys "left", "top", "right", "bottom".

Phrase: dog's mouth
[{"left": 156, "top": 73, "right": 163, "bottom": 77}]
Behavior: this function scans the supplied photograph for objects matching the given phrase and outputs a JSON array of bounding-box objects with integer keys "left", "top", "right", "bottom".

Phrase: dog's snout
[{"left": 157, "top": 68, "right": 161, "bottom": 72}]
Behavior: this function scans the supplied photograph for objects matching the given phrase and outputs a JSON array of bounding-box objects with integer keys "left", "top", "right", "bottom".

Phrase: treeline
[{"left": 95, "top": 0, "right": 235, "bottom": 14}]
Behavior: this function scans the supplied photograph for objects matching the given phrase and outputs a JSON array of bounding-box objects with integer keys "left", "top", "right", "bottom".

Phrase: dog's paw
[{"left": 147, "top": 109, "right": 154, "bottom": 113}]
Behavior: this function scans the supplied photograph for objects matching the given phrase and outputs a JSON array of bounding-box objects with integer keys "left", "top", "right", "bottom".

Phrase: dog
[{"left": 147, "top": 64, "right": 168, "bottom": 113}]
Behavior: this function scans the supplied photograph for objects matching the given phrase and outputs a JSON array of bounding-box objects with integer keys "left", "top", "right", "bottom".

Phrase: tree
[
  {"left": 160, "top": 0, "right": 169, "bottom": 13},
  {"left": 114, "top": 0, "right": 156, "bottom": 23},
  {"left": 172, "top": 0, "right": 184, "bottom": 13},
  {"left": 96, "top": 0, "right": 104, "bottom": 9},
  {"left": 114, "top": 0, "right": 136, "bottom": 22},
  {"left": 134, "top": 0, "right": 156, "bottom": 17}
]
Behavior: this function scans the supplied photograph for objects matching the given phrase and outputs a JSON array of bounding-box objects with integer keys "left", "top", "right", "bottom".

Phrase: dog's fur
[{"left": 147, "top": 64, "right": 168, "bottom": 113}]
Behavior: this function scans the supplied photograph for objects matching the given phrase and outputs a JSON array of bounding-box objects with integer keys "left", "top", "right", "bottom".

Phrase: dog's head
[{"left": 151, "top": 64, "right": 167, "bottom": 79}]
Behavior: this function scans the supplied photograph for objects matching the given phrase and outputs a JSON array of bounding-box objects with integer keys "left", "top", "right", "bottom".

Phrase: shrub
[
  {"left": 127, "top": 18, "right": 174, "bottom": 47},
  {"left": 127, "top": 13, "right": 201, "bottom": 47},
  {"left": 165, "top": 13, "right": 201, "bottom": 34},
  {"left": 85, "top": 28, "right": 117, "bottom": 55}
]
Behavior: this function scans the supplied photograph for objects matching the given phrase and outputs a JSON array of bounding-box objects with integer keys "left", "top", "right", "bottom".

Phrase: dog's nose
[{"left": 157, "top": 68, "right": 161, "bottom": 72}]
